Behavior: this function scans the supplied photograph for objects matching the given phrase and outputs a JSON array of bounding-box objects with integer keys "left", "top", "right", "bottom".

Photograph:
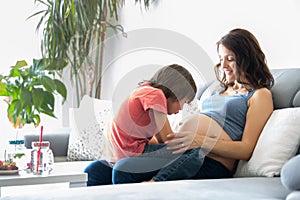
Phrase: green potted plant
[
  {"left": 0, "top": 58, "right": 67, "bottom": 128},
  {"left": 29, "top": 0, "right": 157, "bottom": 106}
]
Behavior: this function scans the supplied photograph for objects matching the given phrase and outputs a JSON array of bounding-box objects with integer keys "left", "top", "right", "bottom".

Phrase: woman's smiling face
[{"left": 218, "top": 44, "right": 237, "bottom": 83}]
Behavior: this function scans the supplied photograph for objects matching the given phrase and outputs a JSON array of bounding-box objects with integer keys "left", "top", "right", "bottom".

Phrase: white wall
[
  {"left": 0, "top": 1, "right": 63, "bottom": 149},
  {"left": 1, "top": 0, "right": 300, "bottom": 147},
  {"left": 100, "top": 0, "right": 300, "bottom": 101},
  {"left": 0, "top": 1, "right": 41, "bottom": 74},
  {"left": 119, "top": 0, "right": 300, "bottom": 69}
]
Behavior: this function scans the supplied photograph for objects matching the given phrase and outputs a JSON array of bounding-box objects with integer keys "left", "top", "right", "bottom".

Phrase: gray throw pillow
[
  {"left": 286, "top": 191, "right": 300, "bottom": 200},
  {"left": 281, "top": 154, "right": 300, "bottom": 190}
]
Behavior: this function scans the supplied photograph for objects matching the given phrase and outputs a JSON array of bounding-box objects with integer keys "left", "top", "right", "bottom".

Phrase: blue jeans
[
  {"left": 84, "top": 160, "right": 114, "bottom": 186},
  {"left": 83, "top": 143, "right": 231, "bottom": 186},
  {"left": 112, "top": 144, "right": 205, "bottom": 183},
  {"left": 84, "top": 156, "right": 231, "bottom": 186}
]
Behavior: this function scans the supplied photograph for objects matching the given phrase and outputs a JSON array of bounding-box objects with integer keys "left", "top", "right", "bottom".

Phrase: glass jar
[
  {"left": 30, "top": 141, "right": 54, "bottom": 175},
  {"left": 7, "top": 140, "right": 28, "bottom": 170}
]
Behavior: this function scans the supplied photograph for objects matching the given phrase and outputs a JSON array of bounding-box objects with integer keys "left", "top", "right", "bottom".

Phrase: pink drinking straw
[{"left": 36, "top": 125, "right": 43, "bottom": 173}]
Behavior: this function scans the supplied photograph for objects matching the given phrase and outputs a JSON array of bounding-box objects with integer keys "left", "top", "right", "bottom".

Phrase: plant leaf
[
  {"left": 54, "top": 79, "right": 67, "bottom": 101},
  {"left": 9, "top": 67, "right": 22, "bottom": 78},
  {"left": 15, "top": 60, "right": 28, "bottom": 68},
  {"left": 20, "top": 89, "right": 32, "bottom": 108},
  {"left": 14, "top": 153, "right": 25, "bottom": 159},
  {"left": 41, "top": 75, "right": 56, "bottom": 93},
  {"left": 0, "top": 82, "right": 9, "bottom": 96},
  {"left": 32, "top": 88, "right": 44, "bottom": 109},
  {"left": 7, "top": 99, "right": 22, "bottom": 126},
  {"left": 40, "top": 91, "right": 55, "bottom": 116},
  {"left": 32, "top": 114, "right": 41, "bottom": 127}
]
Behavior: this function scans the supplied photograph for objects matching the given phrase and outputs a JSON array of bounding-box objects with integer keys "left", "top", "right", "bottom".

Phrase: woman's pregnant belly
[{"left": 178, "top": 113, "right": 235, "bottom": 171}]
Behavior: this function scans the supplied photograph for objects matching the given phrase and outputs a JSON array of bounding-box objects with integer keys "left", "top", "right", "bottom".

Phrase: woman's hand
[{"left": 165, "top": 131, "right": 203, "bottom": 154}]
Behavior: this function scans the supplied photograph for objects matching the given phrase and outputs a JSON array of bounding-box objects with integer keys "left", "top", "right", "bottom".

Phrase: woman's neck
[{"left": 231, "top": 82, "right": 247, "bottom": 94}]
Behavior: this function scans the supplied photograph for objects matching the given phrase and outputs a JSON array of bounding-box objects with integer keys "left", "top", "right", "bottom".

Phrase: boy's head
[{"left": 148, "top": 64, "right": 197, "bottom": 104}]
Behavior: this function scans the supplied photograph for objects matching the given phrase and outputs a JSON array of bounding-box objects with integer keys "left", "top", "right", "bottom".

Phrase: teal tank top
[{"left": 200, "top": 88, "right": 256, "bottom": 141}]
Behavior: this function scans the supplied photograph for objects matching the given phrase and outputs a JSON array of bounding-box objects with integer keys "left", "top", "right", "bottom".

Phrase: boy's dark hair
[{"left": 146, "top": 64, "right": 197, "bottom": 103}]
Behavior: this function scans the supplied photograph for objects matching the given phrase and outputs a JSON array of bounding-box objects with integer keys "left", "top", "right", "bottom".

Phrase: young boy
[{"left": 85, "top": 64, "right": 205, "bottom": 185}]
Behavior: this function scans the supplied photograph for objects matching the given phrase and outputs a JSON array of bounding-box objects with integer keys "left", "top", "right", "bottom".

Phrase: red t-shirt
[{"left": 110, "top": 84, "right": 167, "bottom": 161}]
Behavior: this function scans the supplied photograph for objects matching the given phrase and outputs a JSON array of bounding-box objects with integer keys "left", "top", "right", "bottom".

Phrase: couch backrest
[
  {"left": 24, "top": 133, "right": 69, "bottom": 157},
  {"left": 270, "top": 68, "right": 300, "bottom": 109},
  {"left": 196, "top": 68, "right": 300, "bottom": 109}
]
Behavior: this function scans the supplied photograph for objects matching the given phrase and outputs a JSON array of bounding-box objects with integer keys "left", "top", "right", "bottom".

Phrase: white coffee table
[{"left": 0, "top": 162, "right": 88, "bottom": 197}]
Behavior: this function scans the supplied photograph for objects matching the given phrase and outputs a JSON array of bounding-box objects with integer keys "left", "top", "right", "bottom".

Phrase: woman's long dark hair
[{"left": 215, "top": 28, "right": 274, "bottom": 90}]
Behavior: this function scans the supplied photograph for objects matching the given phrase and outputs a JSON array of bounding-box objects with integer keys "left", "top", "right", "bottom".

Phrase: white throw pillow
[
  {"left": 234, "top": 107, "right": 300, "bottom": 177},
  {"left": 67, "top": 95, "right": 113, "bottom": 161}
]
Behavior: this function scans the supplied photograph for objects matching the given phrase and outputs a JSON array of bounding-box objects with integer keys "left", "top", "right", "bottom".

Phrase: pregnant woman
[{"left": 112, "top": 28, "right": 274, "bottom": 183}]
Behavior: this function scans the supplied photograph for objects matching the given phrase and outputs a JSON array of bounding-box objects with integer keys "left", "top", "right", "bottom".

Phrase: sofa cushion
[
  {"left": 281, "top": 154, "right": 300, "bottom": 191},
  {"left": 270, "top": 68, "right": 300, "bottom": 109},
  {"left": 67, "top": 95, "right": 112, "bottom": 161},
  {"left": 234, "top": 107, "right": 300, "bottom": 177},
  {"left": 286, "top": 191, "right": 300, "bottom": 200},
  {"left": 0, "top": 177, "right": 289, "bottom": 200},
  {"left": 24, "top": 131, "right": 70, "bottom": 157}
]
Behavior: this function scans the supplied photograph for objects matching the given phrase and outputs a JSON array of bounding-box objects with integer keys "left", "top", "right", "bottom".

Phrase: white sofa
[{"left": 13, "top": 68, "right": 300, "bottom": 200}]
